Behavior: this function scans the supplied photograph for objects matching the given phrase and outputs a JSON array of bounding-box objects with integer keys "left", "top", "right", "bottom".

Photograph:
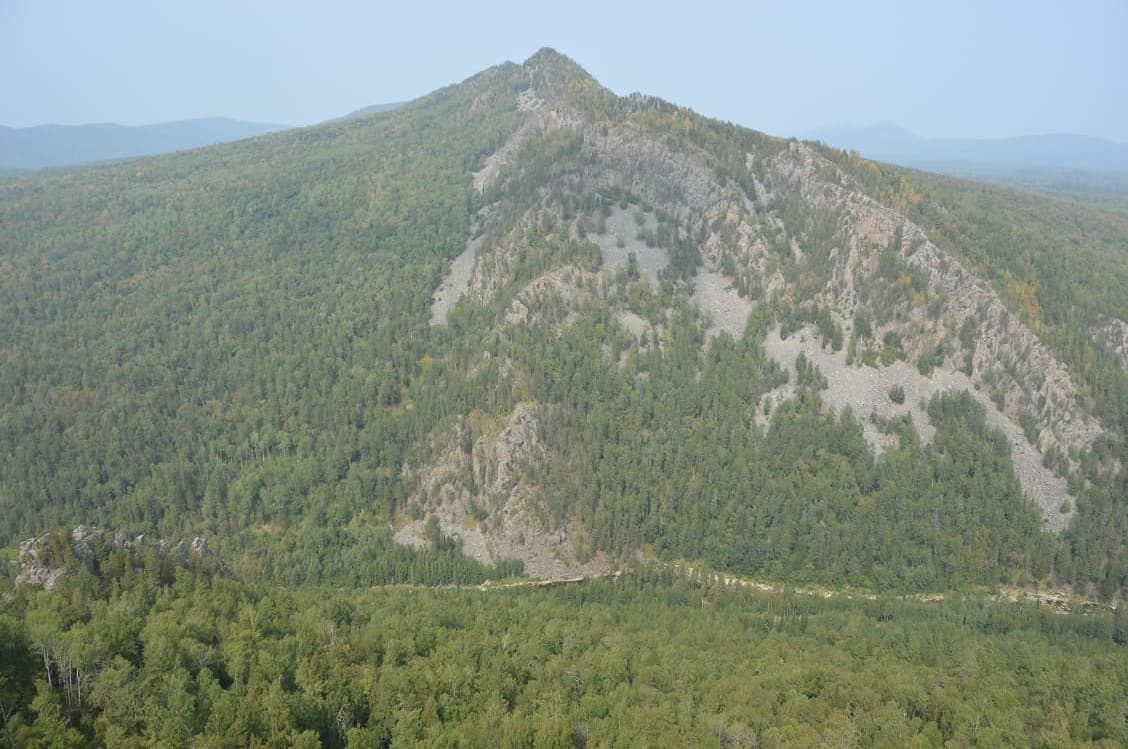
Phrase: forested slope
[
  {"left": 0, "top": 63, "right": 529, "bottom": 585},
  {"left": 3, "top": 545, "right": 1128, "bottom": 747},
  {"left": 1, "top": 49, "right": 1125, "bottom": 598}
]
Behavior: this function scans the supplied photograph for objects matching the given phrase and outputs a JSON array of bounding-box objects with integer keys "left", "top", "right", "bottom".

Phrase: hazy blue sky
[{"left": 3, "top": 0, "right": 1126, "bottom": 141}]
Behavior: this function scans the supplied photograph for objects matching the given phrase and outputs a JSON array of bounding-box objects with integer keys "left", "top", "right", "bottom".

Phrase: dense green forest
[{"left": 3, "top": 547, "right": 1128, "bottom": 747}]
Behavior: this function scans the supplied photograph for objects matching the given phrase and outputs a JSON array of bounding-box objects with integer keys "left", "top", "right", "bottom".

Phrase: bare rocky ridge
[
  {"left": 586, "top": 122, "right": 733, "bottom": 230},
  {"left": 762, "top": 142, "right": 1103, "bottom": 462},
  {"left": 577, "top": 123, "right": 1103, "bottom": 468},
  {"left": 581, "top": 114, "right": 1102, "bottom": 458},
  {"left": 472, "top": 88, "right": 582, "bottom": 195}
]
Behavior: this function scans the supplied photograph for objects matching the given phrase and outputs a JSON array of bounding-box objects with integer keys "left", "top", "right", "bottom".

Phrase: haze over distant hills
[
  {"left": 806, "top": 124, "right": 1128, "bottom": 171},
  {"left": 0, "top": 117, "right": 288, "bottom": 170},
  {"left": 807, "top": 124, "right": 1128, "bottom": 209}
]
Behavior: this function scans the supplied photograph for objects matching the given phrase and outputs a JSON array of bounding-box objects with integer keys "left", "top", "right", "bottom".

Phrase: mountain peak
[
  {"left": 520, "top": 47, "right": 596, "bottom": 93},
  {"left": 523, "top": 47, "right": 582, "bottom": 70}
]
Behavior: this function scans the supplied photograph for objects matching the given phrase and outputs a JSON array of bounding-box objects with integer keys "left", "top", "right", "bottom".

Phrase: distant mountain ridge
[
  {"left": 806, "top": 124, "right": 1128, "bottom": 172},
  {"left": 0, "top": 117, "right": 288, "bottom": 170},
  {"left": 806, "top": 124, "right": 1128, "bottom": 212}
]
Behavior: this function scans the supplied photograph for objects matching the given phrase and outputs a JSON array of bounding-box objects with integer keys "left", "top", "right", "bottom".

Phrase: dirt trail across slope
[{"left": 377, "top": 563, "right": 1114, "bottom": 615}]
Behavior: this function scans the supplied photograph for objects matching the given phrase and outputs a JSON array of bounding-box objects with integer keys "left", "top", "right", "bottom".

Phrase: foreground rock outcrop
[{"left": 14, "top": 525, "right": 225, "bottom": 590}]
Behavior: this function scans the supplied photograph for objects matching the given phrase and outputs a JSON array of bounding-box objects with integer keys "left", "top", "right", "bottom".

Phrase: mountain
[
  {"left": 807, "top": 124, "right": 1128, "bottom": 172},
  {"left": 807, "top": 124, "right": 1128, "bottom": 211},
  {"left": 0, "top": 117, "right": 288, "bottom": 169},
  {"left": 0, "top": 48, "right": 1125, "bottom": 596},
  {"left": 804, "top": 123, "right": 924, "bottom": 157},
  {"left": 1, "top": 47, "right": 1127, "bottom": 747}
]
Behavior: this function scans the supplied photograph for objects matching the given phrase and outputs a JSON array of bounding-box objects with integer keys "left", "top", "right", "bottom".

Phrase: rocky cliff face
[
  {"left": 14, "top": 525, "right": 223, "bottom": 590},
  {"left": 759, "top": 142, "right": 1103, "bottom": 460},
  {"left": 395, "top": 402, "right": 612, "bottom": 580}
]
